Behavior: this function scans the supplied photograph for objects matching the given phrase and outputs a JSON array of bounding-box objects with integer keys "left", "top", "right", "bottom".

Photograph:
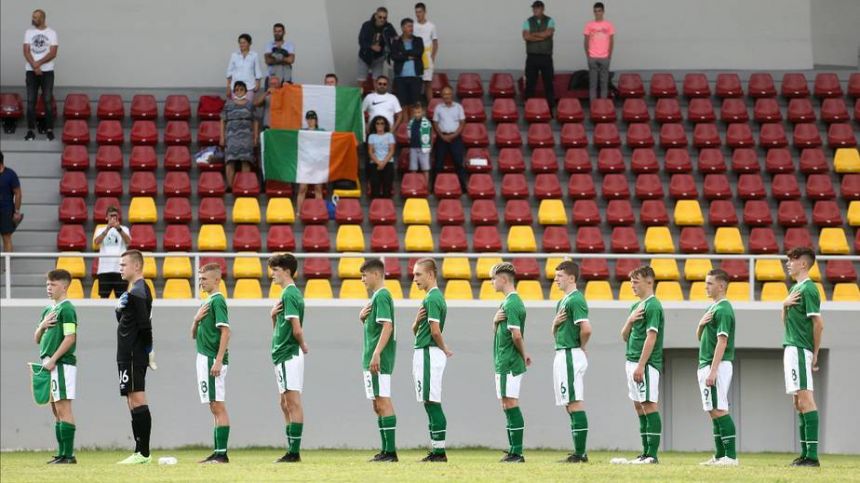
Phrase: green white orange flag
[
  {"left": 262, "top": 129, "right": 359, "bottom": 184},
  {"left": 269, "top": 84, "right": 364, "bottom": 141}
]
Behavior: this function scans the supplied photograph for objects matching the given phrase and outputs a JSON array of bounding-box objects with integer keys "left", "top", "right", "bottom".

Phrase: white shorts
[
  {"left": 553, "top": 348, "right": 588, "bottom": 405},
  {"left": 495, "top": 372, "right": 523, "bottom": 399},
  {"left": 422, "top": 65, "right": 434, "bottom": 82},
  {"left": 784, "top": 346, "right": 814, "bottom": 394},
  {"left": 274, "top": 351, "right": 304, "bottom": 394},
  {"left": 363, "top": 371, "right": 392, "bottom": 400},
  {"left": 409, "top": 148, "right": 431, "bottom": 171},
  {"left": 196, "top": 353, "right": 228, "bottom": 403},
  {"left": 44, "top": 358, "right": 76, "bottom": 401},
  {"left": 626, "top": 360, "right": 660, "bottom": 403},
  {"left": 696, "top": 361, "right": 733, "bottom": 411},
  {"left": 413, "top": 347, "right": 447, "bottom": 403}
]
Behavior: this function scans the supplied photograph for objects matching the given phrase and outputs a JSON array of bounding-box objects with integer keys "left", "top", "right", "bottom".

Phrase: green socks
[
  {"left": 712, "top": 418, "right": 725, "bottom": 458},
  {"left": 57, "top": 421, "right": 76, "bottom": 458},
  {"left": 569, "top": 411, "right": 588, "bottom": 456},
  {"left": 424, "top": 403, "right": 447, "bottom": 455},
  {"left": 54, "top": 422, "right": 62, "bottom": 458},
  {"left": 798, "top": 412, "right": 808, "bottom": 458},
  {"left": 504, "top": 407, "right": 525, "bottom": 456},
  {"left": 803, "top": 411, "right": 819, "bottom": 461},
  {"left": 214, "top": 425, "right": 230, "bottom": 454},
  {"left": 638, "top": 414, "right": 648, "bottom": 455},
  {"left": 378, "top": 415, "right": 397, "bottom": 453},
  {"left": 286, "top": 423, "right": 303, "bottom": 455},
  {"left": 645, "top": 412, "right": 661, "bottom": 458},
  {"left": 716, "top": 415, "right": 736, "bottom": 459}
]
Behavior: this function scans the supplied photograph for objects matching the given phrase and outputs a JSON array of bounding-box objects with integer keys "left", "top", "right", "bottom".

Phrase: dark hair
[
  {"left": 556, "top": 260, "right": 580, "bottom": 279},
  {"left": 412, "top": 102, "right": 424, "bottom": 111},
  {"left": 238, "top": 33, "right": 252, "bottom": 44},
  {"left": 368, "top": 115, "right": 391, "bottom": 140},
  {"left": 47, "top": 269, "right": 72, "bottom": 284},
  {"left": 233, "top": 81, "right": 248, "bottom": 92},
  {"left": 414, "top": 258, "right": 437, "bottom": 277},
  {"left": 492, "top": 262, "right": 516, "bottom": 282},
  {"left": 106, "top": 205, "right": 119, "bottom": 216},
  {"left": 707, "top": 269, "right": 730, "bottom": 285},
  {"left": 376, "top": 6, "right": 388, "bottom": 14},
  {"left": 629, "top": 265, "right": 656, "bottom": 281},
  {"left": 268, "top": 253, "right": 298, "bottom": 278},
  {"left": 200, "top": 263, "right": 223, "bottom": 274},
  {"left": 360, "top": 258, "right": 385, "bottom": 275},
  {"left": 401, "top": 17, "right": 414, "bottom": 27},
  {"left": 273, "top": 23, "right": 285, "bottom": 30},
  {"left": 415, "top": 2, "right": 427, "bottom": 11},
  {"left": 376, "top": 74, "right": 390, "bottom": 83},
  {"left": 325, "top": 73, "right": 338, "bottom": 82},
  {"left": 594, "top": 2, "right": 605, "bottom": 10},
  {"left": 121, "top": 249, "right": 144, "bottom": 268},
  {"left": 787, "top": 247, "right": 816, "bottom": 266},
  {"left": 0, "top": 151, "right": 4, "bottom": 165}
]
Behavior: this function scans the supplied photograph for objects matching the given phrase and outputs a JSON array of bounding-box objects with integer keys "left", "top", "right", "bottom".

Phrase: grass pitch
[{"left": 2, "top": 449, "right": 859, "bottom": 482}]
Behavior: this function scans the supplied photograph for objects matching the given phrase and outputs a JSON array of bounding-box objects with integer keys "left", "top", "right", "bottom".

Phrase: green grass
[{"left": 2, "top": 449, "right": 859, "bottom": 482}]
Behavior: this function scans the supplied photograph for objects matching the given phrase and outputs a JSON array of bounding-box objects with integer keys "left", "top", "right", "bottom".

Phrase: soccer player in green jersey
[
  {"left": 614, "top": 266, "right": 664, "bottom": 465},
  {"left": 191, "top": 263, "right": 231, "bottom": 464},
  {"left": 411, "top": 258, "right": 453, "bottom": 462},
  {"left": 783, "top": 247, "right": 824, "bottom": 467},
  {"left": 696, "top": 269, "right": 738, "bottom": 466},
  {"left": 551, "top": 261, "right": 592, "bottom": 463},
  {"left": 359, "top": 258, "right": 398, "bottom": 463},
  {"left": 491, "top": 262, "right": 531, "bottom": 463},
  {"left": 34, "top": 269, "right": 78, "bottom": 464},
  {"left": 269, "top": 253, "right": 308, "bottom": 463}
]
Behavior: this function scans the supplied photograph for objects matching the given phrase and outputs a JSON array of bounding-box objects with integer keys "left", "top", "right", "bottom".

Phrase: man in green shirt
[
  {"left": 191, "top": 263, "right": 231, "bottom": 464},
  {"left": 782, "top": 247, "right": 824, "bottom": 467},
  {"left": 551, "top": 261, "right": 592, "bottom": 463},
  {"left": 614, "top": 266, "right": 663, "bottom": 465},
  {"left": 491, "top": 262, "right": 530, "bottom": 463},
  {"left": 34, "top": 269, "right": 78, "bottom": 464},
  {"left": 269, "top": 253, "right": 308, "bottom": 463},
  {"left": 411, "top": 258, "right": 453, "bottom": 462},
  {"left": 696, "top": 269, "right": 738, "bottom": 466},
  {"left": 359, "top": 258, "right": 398, "bottom": 462}
]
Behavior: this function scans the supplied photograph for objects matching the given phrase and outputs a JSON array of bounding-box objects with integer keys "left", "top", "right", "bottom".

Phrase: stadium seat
[
  {"left": 819, "top": 227, "right": 849, "bottom": 254},
  {"left": 731, "top": 148, "right": 759, "bottom": 174},
  {"left": 477, "top": 280, "right": 501, "bottom": 300},
  {"left": 543, "top": 226, "right": 572, "bottom": 252},
  {"left": 783, "top": 227, "right": 814, "bottom": 252},
  {"left": 525, "top": 98, "right": 551, "bottom": 122},
  {"left": 369, "top": 198, "right": 397, "bottom": 224},
  {"left": 644, "top": 226, "right": 675, "bottom": 253},
  {"left": 693, "top": 123, "right": 721, "bottom": 148},
  {"left": 812, "top": 200, "right": 842, "bottom": 227},
  {"left": 431, "top": 72, "right": 451, "bottom": 97},
  {"left": 383, "top": 280, "right": 404, "bottom": 300},
  {"left": 714, "top": 227, "right": 745, "bottom": 253},
  {"left": 527, "top": 123, "right": 555, "bottom": 149},
  {"left": 847, "top": 200, "right": 860, "bottom": 227},
  {"left": 698, "top": 148, "right": 726, "bottom": 173},
  {"left": 593, "top": 123, "right": 621, "bottom": 148},
  {"left": 581, "top": 281, "right": 613, "bottom": 301},
  {"left": 821, "top": 98, "right": 850, "bottom": 123},
  {"left": 162, "top": 197, "right": 192, "bottom": 224},
  {"left": 129, "top": 146, "right": 156, "bottom": 171},
  {"left": 299, "top": 199, "right": 328, "bottom": 225},
  {"left": 601, "top": 174, "right": 630, "bottom": 200},
  {"left": 512, "top": 258, "right": 541, "bottom": 280},
  {"left": 62, "top": 119, "right": 90, "bottom": 144},
  {"left": 615, "top": 259, "right": 642, "bottom": 283},
  {"left": 759, "top": 123, "right": 788, "bottom": 148},
  {"left": 664, "top": 148, "right": 692, "bottom": 173},
  {"left": 828, "top": 123, "right": 857, "bottom": 148},
  {"left": 502, "top": 173, "right": 530, "bottom": 199},
  {"left": 197, "top": 120, "right": 221, "bottom": 146},
  {"left": 725, "top": 282, "right": 751, "bottom": 302},
  {"left": 683, "top": 259, "right": 712, "bottom": 281},
  {"left": 163, "top": 256, "right": 193, "bottom": 279},
  {"left": 556, "top": 98, "right": 585, "bottom": 123},
  {"left": 491, "top": 98, "right": 518, "bottom": 123},
  {"left": 384, "top": 259, "right": 402, "bottom": 280},
  {"left": 754, "top": 260, "right": 785, "bottom": 282},
  {"left": 231, "top": 172, "right": 260, "bottom": 196},
  {"left": 809, "top": 262, "right": 823, "bottom": 282},
  {"left": 128, "top": 197, "right": 157, "bottom": 224},
  {"left": 55, "top": 254, "right": 86, "bottom": 279},
  {"left": 715, "top": 73, "right": 743, "bottom": 98},
  {"left": 462, "top": 122, "right": 489, "bottom": 147},
  {"left": 743, "top": 200, "right": 773, "bottom": 226},
  {"left": 806, "top": 174, "right": 835, "bottom": 200},
  {"left": 835, "top": 148, "right": 860, "bottom": 173},
  {"left": 405, "top": 225, "right": 434, "bottom": 251},
  {"left": 669, "top": 173, "right": 698, "bottom": 199},
  {"left": 652, "top": 259, "right": 680, "bottom": 281},
  {"left": 162, "top": 279, "right": 192, "bottom": 299},
  {"left": 476, "top": 257, "right": 503, "bottom": 280},
  {"left": 197, "top": 95, "right": 224, "bottom": 119},
  {"left": 231, "top": 279, "right": 262, "bottom": 299},
  {"left": 786, "top": 98, "right": 815, "bottom": 124},
  {"left": 338, "top": 257, "right": 364, "bottom": 279},
  {"left": 725, "top": 123, "right": 754, "bottom": 148},
  {"left": 462, "top": 97, "right": 486, "bottom": 122},
  {"left": 560, "top": 123, "right": 588, "bottom": 148},
  {"left": 590, "top": 98, "right": 616, "bottom": 123},
  {"left": 530, "top": 148, "right": 557, "bottom": 173},
  {"left": 579, "top": 259, "right": 609, "bottom": 280},
  {"left": 850, "top": 73, "right": 860, "bottom": 98},
  {"left": 842, "top": 174, "right": 860, "bottom": 200},
  {"left": 198, "top": 224, "right": 227, "bottom": 251},
  {"left": 832, "top": 283, "right": 860, "bottom": 302},
  {"left": 129, "top": 171, "right": 157, "bottom": 196},
  {"left": 96, "top": 120, "right": 123, "bottom": 145},
  {"left": 195, "top": 171, "right": 224, "bottom": 197},
  {"left": 567, "top": 174, "right": 596, "bottom": 199},
  {"left": 735, "top": 173, "right": 765, "bottom": 200},
  {"left": 163, "top": 224, "right": 192, "bottom": 250},
  {"left": 331, "top": 198, "right": 361, "bottom": 225},
  {"left": 439, "top": 226, "right": 468, "bottom": 252},
  {"left": 94, "top": 145, "right": 123, "bottom": 171},
  {"left": 401, "top": 172, "right": 429, "bottom": 198},
  {"left": 814, "top": 73, "right": 842, "bottom": 98},
  {"left": 434, "top": 173, "right": 463, "bottom": 199},
  {"left": 719, "top": 98, "right": 748, "bottom": 123},
  {"left": 622, "top": 98, "right": 649, "bottom": 123},
  {"left": 626, "top": 123, "right": 654, "bottom": 148},
  {"left": 770, "top": 174, "right": 801, "bottom": 200},
  {"left": 59, "top": 171, "right": 89, "bottom": 197},
  {"left": 231, "top": 197, "right": 260, "bottom": 224},
  {"left": 617, "top": 73, "right": 645, "bottom": 97},
  {"left": 232, "top": 225, "right": 262, "bottom": 251},
  {"left": 544, "top": 257, "right": 567, "bottom": 280},
  {"left": 752, "top": 98, "right": 781, "bottom": 123},
  {"left": 572, "top": 199, "right": 600, "bottom": 225},
  {"left": 473, "top": 226, "right": 503, "bottom": 252},
  {"left": 504, "top": 199, "right": 533, "bottom": 225},
  {"left": 749, "top": 227, "right": 779, "bottom": 253},
  {"left": 674, "top": 200, "right": 703, "bottom": 226},
  {"left": 791, "top": 123, "right": 823, "bottom": 150},
  {"left": 129, "top": 95, "right": 157, "bottom": 120},
  {"left": 606, "top": 199, "right": 634, "bottom": 225},
  {"left": 198, "top": 197, "right": 226, "bottom": 223},
  {"left": 825, "top": 260, "right": 857, "bottom": 283},
  {"left": 436, "top": 199, "right": 465, "bottom": 226},
  {"left": 640, "top": 200, "right": 670, "bottom": 226},
  {"left": 597, "top": 148, "right": 624, "bottom": 174},
  {"left": 164, "top": 146, "right": 192, "bottom": 170},
  {"left": 94, "top": 171, "right": 123, "bottom": 197},
  {"left": 655, "top": 98, "right": 682, "bottom": 123},
  {"left": 97, "top": 94, "right": 124, "bottom": 119},
  {"left": 164, "top": 94, "right": 191, "bottom": 120},
  {"left": 629, "top": 148, "right": 658, "bottom": 174},
  {"left": 0, "top": 92, "right": 23, "bottom": 125},
  {"left": 444, "top": 280, "right": 474, "bottom": 300},
  {"left": 516, "top": 280, "right": 544, "bottom": 300},
  {"left": 465, "top": 147, "right": 492, "bottom": 173},
  {"left": 62, "top": 93, "right": 91, "bottom": 120},
  {"left": 781, "top": 73, "right": 809, "bottom": 98},
  {"left": 266, "top": 225, "right": 296, "bottom": 252},
  {"left": 58, "top": 197, "right": 88, "bottom": 224},
  {"left": 489, "top": 72, "right": 516, "bottom": 98},
  {"left": 655, "top": 282, "right": 684, "bottom": 301},
  {"left": 498, "top": 148, "right": 525, "bottom": 173},
  {"left": 470, "top": 199, "right": 499, "bottom": 225},
  {"left": 760, "top": 282, "right": 789, "bottom": 302},
  {"left": 688, "top": 98, "right": 715, "bottom": 122},
  {"left": 336, "top": 225, "right": 365, "bottom": 252},
  {"left": 61, "top": 145, "right": 90, "bottom": 170},
  {"left": 682, "top": 73, "right": 710, "bottom": 98},
  {"left": 659, "top": 123, "right": 687, "bottom": 148},
  {"left": 703, "top": 174, "right": 732, "bottom": 200},
  {"left": 456, "top": 72, "right": 483, "bottom": 98},
  {"left": 650, "top": 73, "right": 677, "bottom": 97},
  {"left": 708, "top": 199, "right": 738, "bottom": 227},
  {"left": 576, "top": 226, "right": 605, "bottom": 252},
  {"left": 304, "top": 279, "right": 333, "bottom": 299},
  {"left": 441, "top": 256, "right": 472, "bottom": 280},
  {"left": 162, "top": 120, "right": 192, "bottom": 146},
  {"left": 495, "top": 123, "right": 523, "bottom": 148},
  {"left": 507, "top": 226, "right": 537, "bottom": 252},
  {"left": 635, "top": 174, "right": 664, "bottom": 200},
  {"left": 129, "top": 224, "right": 157, "bottom": 251},
  {"left": 686, "top": 281, "right": 708, "bottom": 301},
  {"left": 749, "top": 72, "right": 777, "bottom": 98}
]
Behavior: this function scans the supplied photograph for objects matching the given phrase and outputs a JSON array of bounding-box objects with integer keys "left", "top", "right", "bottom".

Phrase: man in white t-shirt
[
  {"left": 22, "top": 9, "right": 59, "bottom": 141},
  {"left": 362, "top": 75, "right": 403, "bottom": 133},
  {"left": 93, "top": 206, "right": 131, "bottom": 298},
  {"left": 431, "top": 86, "right": 467, "bottom": 192},
  {"left": 413, "top": 2, "right": 439, "bottom": 105}
]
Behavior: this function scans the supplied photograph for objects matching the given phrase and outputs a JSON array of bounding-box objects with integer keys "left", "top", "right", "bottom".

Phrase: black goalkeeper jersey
[{"left": 115, "top": 278, "right": 153, "bottom": 363}]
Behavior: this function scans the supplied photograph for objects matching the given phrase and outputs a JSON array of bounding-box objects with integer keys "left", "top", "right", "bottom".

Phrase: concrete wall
[
  {"left": 2, "top": 301, "right": 858, "bottom": 453},
  {"left": 810, "top": 0, "right": 860, "bottom": 67}
]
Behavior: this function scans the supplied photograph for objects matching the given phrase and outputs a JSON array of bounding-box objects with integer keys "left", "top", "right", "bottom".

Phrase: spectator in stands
[
  {"left": 0, "top": 152, "right": 23, "bottom": 252},
  {"left": 366, "top": 116, "right": 395, "bottom": 199},
  {"left": 226, "top": 34, "right": 263, "bottom": 101},
  {"left": 93, "top": 206, "right": 131, "bottom": 298},
  {"left": 324, "top": 73, "right": 338, "bottom": 86},
  {"left": 357, "top": 7, "right": 396, "bottom": 85},
  {"left": 413, "top": 2, "right": 439, "bottom": 105},
  {"left": 522, "top": 1, "right": 556, "bottom": 110},
  {"left": 22, "top": 9, "right": 59, "bottom": 141},
  {"left": 253, "top": 74, "right": 283, "bottom": 130},
  {"left": 431, "top": 86, "right": 467, "bottom": 192},
  {"left": 391, "top": 18, "right": 424, "bottom": 118},
  {"left": 361, "top": 75, "right": 403, "bottom": 133},
  {"left": 220, "top": 81, "right": 259, "bottom": 189},
  {"left": 297, "top": 111, "right": 325, "bottom": 214},
  {"left": 407, "top": 103, "right": 432, "bottom": 185},
  {"left": 584, "top": 2, "right": 615, "bottom": 101},
  {"left": 264, "top": 23, "right": 295, "bottom": 87}
]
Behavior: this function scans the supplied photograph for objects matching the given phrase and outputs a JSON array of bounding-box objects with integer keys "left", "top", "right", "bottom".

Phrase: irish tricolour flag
[
  {"left": 262, "top": 130, "right": 359, "bottom": 184},
  {"left": 269, "top": 84, "right": 364, "bottom": 141}
]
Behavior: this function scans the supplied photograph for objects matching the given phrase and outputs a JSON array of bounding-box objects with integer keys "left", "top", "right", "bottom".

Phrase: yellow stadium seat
[
  {"left": 714, "top": 227, "right": 745, "bottom": 254},
  {"left": 688, "top": 281, "right": 708, "bottom": 301},
  {"left": 233, "top": 254, "right": 262, "bottom": 279},
  {"left": 268, "top": 282, "right": 283, "bottom": 299},
  {"left": 673, "top": 200, "right": 704, "bottom": 226},
  {"left": 336, "top": 225, "right": 365, "bottom": 252},
  {"left": 266, "top": 198, "right": 295, "bottom": 224},
  {"left": 651, "top": 259, "right": 680, "bottom": 281},
  {"left": 403, "top": 198, "right": 431, "bottom": 225},
  {"left": 143, "top": 256, "right": 157, "bottom": 279},
  {"left": 819, "top": 227, "right": 850, "bottom": 254},
  {"left": 201, "top": 280, "right": 227, "bottom": 299},
  {"left": 684, "top": 259, "right": 712, "bottom": 281},
  {"left": 145, "top": 279, "right": 156, "bottom": 298},
  {"left": 90, "top": 279, "right": 105, "bottom": 299},
  {"left": 848, "top": 201, "right": 860, "bottom": 227},
  {"left": 832, "top": 283, "right": 860, "bottom": 302},
  {"left": 809, "top": 262, "right": 822, "bottom": 282},
  {"left": 549, "top": 283, "right": 564, "bottom": 300},
  {"left": 232, "top": 279, "right": 262, "bottom": 299},
  {"left": 305, "top": 279, "right": 333, "bottom": 299},
  {"left": 507, "top": 226, "right": 537, "bottom": 252},
  {"left": 66, "top": 279, "right": 84, "bottom": 299},
  {"left": 445, "top": 280, "right": 473, "bottom": 300},
  {"left": 405, "top": 225, "right": 434, "bottom": 252},
  {"left": 584, "top": 281, "right": 613, "bottom": 301},
  {"left": 834, "top": 148, "right": 860, "bottom": 173},
  {"left": 92, "top": 224, "right": 107, "bottom": 250},
  {"left": 726, "top": 282, "right": 751, "bottom": 302},
  {"left": 442, "top": 256, "right": 472, "bottom": 280},
  {"left": 56, "top": 253, "right": 85, "bottom": 278},
  {"left": 544, "top": 257, "right": 568, "bottom": 280},
  {"left": 656, "top": 281, "right": 684, "bottom": 301},
  {"left": 128, "top": 197, "right": 157, "bottom": 224},
  {"left": 760, "top": 282, "right": 789, "bottom": 301},
  {"left": 814, "top": 282, "right": 827, "bottom": 301},
  {"left": 755, "top": 260, "right": 785, "bottom": 282},
  {"left": 644, "top": 226, "right": 675, "bottom": 253},
  {"left": 198, "top": 225, "right": 227, "bottom": 251},
  {"left": 477, "top": 257, "right": 503, "bottom": 279},
  {"left": 479, "top": 280, "right": 504, "bottom": 300},
  {"left": 618, "top": 281, "right": 636, "bottom": 301},
  {"left": 338, "top": 256, "right": 365, "bottom": 279},
  {"left": 232, "top": 197, "right": 261, "bottom": 224},
  {"left": 384, "top": 280, "right": 404, "bottom": 300},
  {"left": 409, "top": 281, "right": 427, "bottom": 300},
  {"left": 333, "top": 186, "right": 362, "bottom": 198},
  {"left": 163, "top": 256, "right": 192, "bottom": 278},
  {"left": 537, "top": 199, "right": 568, "bottom": 225},
  {"left": 163, "top": 279, "right": 193, "bottom": 299},
  {"left": 339, "top": 279, "right": 367, "bottom": 299},
  {"left": 517, "top": 280, "right": 544, "bottom": 300}
]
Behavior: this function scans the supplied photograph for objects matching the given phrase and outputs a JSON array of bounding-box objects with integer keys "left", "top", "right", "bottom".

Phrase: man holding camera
[
  {"left": 93, "top": 206, "right": 131, "bottom": 299},
  {"left": 265, "top": 23, "right": 295, "bottom": 86}
]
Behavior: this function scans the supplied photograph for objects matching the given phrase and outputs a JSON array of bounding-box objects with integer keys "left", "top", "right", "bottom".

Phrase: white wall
[{"left": 811, "top": 0, "right": 860, "bottom": 66}]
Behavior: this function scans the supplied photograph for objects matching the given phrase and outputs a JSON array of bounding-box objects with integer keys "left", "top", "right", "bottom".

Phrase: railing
[{"left": 2, "top": 251, "right": 859, "bottom": 301}]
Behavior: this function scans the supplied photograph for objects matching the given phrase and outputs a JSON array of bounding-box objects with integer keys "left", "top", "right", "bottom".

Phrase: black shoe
[
  {"left": 790, "top": 456, "right": 805, "bottom": 466},
  {"left": 420, "top": 452, "right": 448, "bottom": 462},
  {"left": 373, "top": 452, "right": 398, "bottom": 463},
  {"left": 46, "top": 455, "right": 63, "bottom": 464},
  {"left": 795, "top": 458, "right": 820, "bottom": 467},
  {"left": 563, "top": 453, "right": 588, "bottom": 463},
  {"left": 501, "top": 453, "right": 525, "bottom": 463},
  {"left": 45, "top": 130, "right": 55, "bottom": 141},
  {"left": 275, "top": 452, "right": 301, "bottom": 463},
  {"left": 24, "top": 130, "right": 35, "bottom": 141},
  {"left": 207, "top": 454, "right": 229, "bottom": 464},
  {"left": 199, "top": 453, "right": 217, "bottom": 463},
  {"left": 54, "top": 456, "right": 77, "bottom": 464},
  {"left": 368, "top": 452, "right": 385, "bottom": 462}
]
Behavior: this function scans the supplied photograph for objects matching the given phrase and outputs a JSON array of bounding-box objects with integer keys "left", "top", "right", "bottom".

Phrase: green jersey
[
  {"left": 554, "top": 289, "right": 588, "bottom": 349},
  {"left": 38, "top": 299, "right": 78, "bottom": 365},
  {"left": 414, "top": 287, "right": 447, "bottom": 349},
  {"left": 783, "top": 278, "right": 820, "bottom": 351},
  {"left": 625, "top": 295, "right": 665, "bottom": 371},
  {"left": 698, "top": 299, "right": 735, "bottom": 368},
  {"left": 196, "top": 292, "right": 229, "bottom": 364},
  {"left": 272, "top": 284, "right": 305, "bottom": 364},
  {"left": 363, "top": 287, "right": 396, "bottom": 374},
  {"left": 494, "top": 292, "right": 527, "bottom": 376}
]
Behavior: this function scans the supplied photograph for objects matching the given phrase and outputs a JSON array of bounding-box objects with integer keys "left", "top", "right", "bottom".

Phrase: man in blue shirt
[
  {"left": 391, "top": 18, "right": 424, "bottom": 119},
  {"left": 0, "top": 152, "right": 23, "bottom": 252}
]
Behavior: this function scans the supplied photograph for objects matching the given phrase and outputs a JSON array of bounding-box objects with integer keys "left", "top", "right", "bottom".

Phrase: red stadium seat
[
  {"left": 703, "top": 174, "right": 732, "bottom": 200},
  {"left": 788, "top": 98, "right": 815, "bottom": 123},
  {"left": 679, "top": 227, "right": 709, "bottom": 253},
  {"left": 267, "top": 225, "right": 296, "bottom": 252},
  {"left": 438, "top": 226, "right": 467, "bottom": 252},
  {"left": 465, "top": 147, "right": 492, "bottom": 173},
  {"left": 543, "top": 226, "right": 572, "bottom": 252},
  {"left": 265, "top": 180, "right": 293, "bottom": 197},
  {"left": 58, "top": 198, "right": 87, "bottom": 223},
  {"left": 61, "top": 145, "right": 89, "bottom": 170},
  {"left": 95, "top": 145, "right": 123, "bottom": 171},
  {"left": 631, "top": 148, "right": 659, "bottom": 174},
  {"left": 693, "top": 123, "right": 721, "bottom": 148},
  {"left": 597, "top": 148, "right": 625, "bottom": 174},
  {"left": 716, "top": 73, "right": 743, "bottom": 98},
  {"left": 470, "top": 199, "right": 499, "bottom": 225},
  {"left": 163, "top": 225, "right": 192, "bottom": 251},
  {"left": 572, "top": 199, "right": 600, "bottom": 225},
  {"left": 720, "top": 98, "right": 749, "bottom": 123},
  {"left": 525, "top": 98, "right": 551, "bottom": 122},
  {"left": 814, "top": 73, "right": 842, "bottom": 98},
  {"left": 709, "top": 199, "right": 738, "bottom": 226},
  {"left": 62, "top": 120, "right": 89, "bottom": 144},
  {"left": 462, "top": 98, "right": 486, "bottom": 122},
  {"left": 369, "top": 198, "right": 396, "bottom": 224},
  {"left": 400, "top": 173, "right": 429, "bottom": 198},
  {"left": 697, "top": 148, "right": 726, "bottom": 173},
  {"left": 434, "top": 173, "right": 463, "bottom": 198},
  {"left": 781, "top": 73, "right": 809, "bottom": 98},
  {"left": 606, "top": 199, "right": 635, "bottom": 225},
  {"left": 466, "top": 173, "right": 496, "bottom": 199},
  {"left": 95, "top": 171, "right": 123, "bottom": 197},
  {"left": 556, "top": 98, "right": 585, "bottom": 123},
  {"left": 97, "top": 94, "right": 124, "bottom": 120},
  {"left": 855, "top": 231, "right": 860, "bottom": 254},
  {"left": 568, "top": 174, "right": 596, "bottom": 199},
  {"left": 850, "top": 73, "right": 860, "bottom": 98},
  {"left": 560, "top": 123, "right": 588, "bottom": 148},
  {"left": 437, "top": 199, "right": 465, "bottom": 225},
  {"left": 371, "top": 225, "right": 401, "bottom": 252},
  {"left": 198, "top": 198, "right": 226, "bottom": 223},
  {"left": 825, "top": 260, "right": 858, "bottom": 284},
  {"left": 129, "top": 225, "right": 157, "bottom": 251},
  {"left": 232, "top": 172, "right": 260, "bottom": 196},
  {"left": 164, "top": 146, "right": 192, "bottom": 171},
  {"left": 534, "top": 173, "right": 563, "bottom": 199},
  {"left": 743, "top": 200, "right": 772, "bottom": 226},
  {"left": 777, "top": 200, "right": 807, "bottom": 227},
  {"left": 841, "top": 174, "right": 860, "bottom": 200},
  {"left": 765, "top": 148, "right": 794, "bottom": 174},
  {"left": 498, "top": 148, "right": 525, "bottom": 173},
  {"left": 655, "top": 98, "right": 682, "bottom": 123},
  {"left": 197, "top": 95, "right": 224, "bottom": 119},
  {"left": 793, "top": 123, "right": 822, "bottom": 149},
  {"left": 502, "top": 173, "right": 529, "bottom": 199},
  {"left": 828, "top": 123, "right": 857, "bottom": 148},
  {"left": 164, "top": 121, "right": 191, "bottom": 146},
  {"left": 385, "top": 258, "right": 402, "bottom": 279},
  {"left": 635, "top": 174, "right": 664, "bottom": 200},
  {"left": 303, "top": 257, "right": 333, "bottom": 279},
  {"left": 683, "top": 73, "right": 710, "bottom": 98},
  {"left": 593, "top": 123, "right": 621, "bottom": 148},
  {"left": 130, "top": 120, "right": 157, "bottom": 146},
  {"left": 731, "top": 148, "right": 759, "bottom": 174},
  {"left": 63, "top": 93, "right": 90, "bottom": 119},
  {"left": 737, "top": 173, "right": 766, "bottom": 200},
  {"left": 163, "top": 171, "right": 192, "bottom": 197},
  {"left": 820, "top": 98, "right": 849, "bottom": 123},
  {"left": 334, "top": 198, "right": 363, "bottom": 224},
  {"left": 617, "top": 73, "right": 645, "bottom": 98},
  {"left": 748, "top": 73, "right": 776, "bottom": 98},
  {"left": 615, "top": 259, "right": 642, "bottom": 280},
  {"left": 456, "top": 73, "right": 483, "bottom": 98},
  {"left": 57, "top": 224, "right": 87, "bottom": 251},
  {"left": 650, "top": 73, "right": 677, "bottom": 98},
  {"left": 36, "top": 98, "right": 59, "bottom": 123},
  {"left": 462, "top": 123, "right": 489, "bottom": 147},
  {"left": 799, "top": 148, "right": 827, "bottom": 174},
  {"left": 783, "top": 227, "right": 813, "bottom": 252},
  {"left": 753, "top": 98, "right": 782, "bottom": 123},
  {"left": 496, "top": 123, "right": 523, "bottom": 148},
  {"left": 749, "top": 227, "right": 779, "bottom": 254},
  {"left": 660, "top": 123, "right": 687, "bottom": 148},
  {"left": 576, "top": 226, "right": 605, "bottom": 253},
  {"left": 687, "top": 98, "right": 715, "bottom": 123},
  {"left": 527, "top": 123, "right": 554, "bottom": 148},
  {"left": 664, "top": 148, "right": 692, "bottom": 173},
  {"left": 431, "top": 73, "right": 451, "bottom": 97},
  {"left": 504, "top": 199, "right": 533, "bottom": 225},
  {"left": 611, "top": 226, "right": 641, "bottom": 252},
  {"left": 589, "top": 99, "right": 616, "bottom": 123},
  {"left": 197, "top": 121, "right": 221, "bottom": 146},
  {"left": 197, "top": 172, "right": 226, "bottom": 197},
  {"left": 129, "top": 171, "right": 157, "bottom": 196},
  {"left": 93, "top": 198, "right": 121, "bottom": 221},
  {"left": 489, "top": 73, "right": 516, "bottom": 98},
  {"left": 299, "top": 199, "right": 328, "bottom": 224},
  {"left": 129, "top": 146, "right": 157, "bottom": 171},
  {"left": 530, "top": 148, "right": 558, "bottom": 173},
  {"left": 130, "top": 95, "right": 157, "bottom": 120},
  {"left": 806, "top": 174, "right": 835, "bottom": 200},
  {"left": 473, "top": 226, "right": 503, "bottom": 252},
  {"left": 669, "top": 173, "right": 698, "bottom": 199},
  {"left": 491, "top": 98, "right": 518, "bottom": 122},
  {"left": 601, "top": 174, "right": 630, "bottom": 200},
  {"left": 725, "top": 123, "right": 753, "bottom": 148},
  {"left": 163, "top": 197, "right": 192, "bottom": 223},
  {"left": 564, "top": 148, "right": 591, "bottom": 173},
  {"left": 96, "top": 120, "right": 123, "bottom": 145},
  {"left": 626, "top": 123, "right": 654, "bottom": 148},
  {"left": 427, "top": 98, "right": 442, "bottom": 120},
  {"left": 622, "top": 98, "right": 649, "bottom": 123},
  {"left": 233, "top": 225, "right": 262, "bottom": 251},
  {"left": 164, "top": 95, "right": 191, "bottom": 120},
  {"left": 771, "top": 174, "right": 801, "bottom": 200},
  {"left": 812, "top": 200, "right": 842, "bottom": 226},
  {"left": 579, "top": 259, "right": 609, "bottom": 281},
  {"left": 0, "top": 93, "right": 23, "bottom": 122},
  {"left": 719, "top": 260, "right": 749, "bottom": 281}
]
